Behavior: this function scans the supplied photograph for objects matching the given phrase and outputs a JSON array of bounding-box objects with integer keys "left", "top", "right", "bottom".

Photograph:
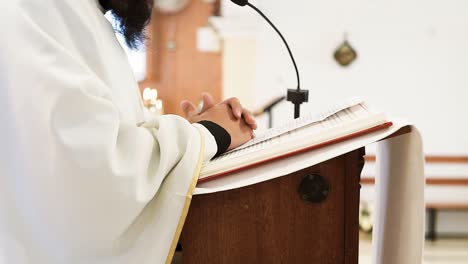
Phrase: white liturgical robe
[{"left": 0, "top": 0, "right": 218, "bottom": 263}]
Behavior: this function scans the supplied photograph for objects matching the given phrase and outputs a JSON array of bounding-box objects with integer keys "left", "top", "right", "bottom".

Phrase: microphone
[{"left": 230, "top": 0, "right": 308, "bottom": 119}]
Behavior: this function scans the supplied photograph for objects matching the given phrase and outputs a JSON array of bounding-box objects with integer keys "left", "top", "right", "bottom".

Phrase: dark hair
[{"left": 99, "top": 0, "right": 154, "bottom": 50}]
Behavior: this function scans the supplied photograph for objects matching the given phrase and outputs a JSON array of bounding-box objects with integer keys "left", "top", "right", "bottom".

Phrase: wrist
[{"left": 197, "top": 120, "right": 231, "bottom": 157}]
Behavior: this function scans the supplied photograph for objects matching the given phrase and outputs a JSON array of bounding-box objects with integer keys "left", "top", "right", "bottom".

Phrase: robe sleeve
[
  {"left": 25, "top": 63, "right": 216, "bottom": 253},
  {"left": 193, "top": 123, "right": 219, "bottom": 160},
  {"left": 0, "top": 2, "right": 218, "bottom": 259}
]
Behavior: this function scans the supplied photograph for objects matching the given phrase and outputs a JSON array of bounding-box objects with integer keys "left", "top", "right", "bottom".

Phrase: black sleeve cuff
[{"left": 197, "top": 120, "right": 231, "bottom": 157}]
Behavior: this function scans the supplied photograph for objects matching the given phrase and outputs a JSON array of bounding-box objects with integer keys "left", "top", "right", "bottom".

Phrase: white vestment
[{"left": 0, "top": 0, "right": 217, "bottom": 263}]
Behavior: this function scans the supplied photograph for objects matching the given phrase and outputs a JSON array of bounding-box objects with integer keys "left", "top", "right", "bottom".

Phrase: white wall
[
  {"left": 224, "top": 0, "right": 468, "bottom": 155},
  {"left": 223, "top": 38, "right": 257, "bottom": 109}
]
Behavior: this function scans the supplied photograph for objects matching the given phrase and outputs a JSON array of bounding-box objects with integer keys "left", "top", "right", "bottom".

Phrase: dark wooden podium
[{"left": 179, "top": 148, "right": 366, "bottom": 264}]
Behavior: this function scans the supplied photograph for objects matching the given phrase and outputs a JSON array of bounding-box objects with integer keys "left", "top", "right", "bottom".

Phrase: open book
[{"left": 199, "top": 98, "right": 392, "bottom": 183}]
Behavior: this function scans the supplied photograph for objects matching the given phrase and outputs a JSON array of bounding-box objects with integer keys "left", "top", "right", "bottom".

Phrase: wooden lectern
[{"left": 180, "top": 148, "right": 366, "bottom": 264}]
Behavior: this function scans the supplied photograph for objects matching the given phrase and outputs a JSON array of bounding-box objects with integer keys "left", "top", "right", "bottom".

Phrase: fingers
[
  {"left": 224, "top": 97, "right": 257, "bottom": 130},
  {"left": 244, "top": 124, "right": 255, "bottom": 139},
  {"left": 200, "top": 92, "right": 215, "bottom": 113},
  {"left": 180, "top": 100, "right": 198, "bottom": 119},
  {"left": 224, "top": 97, "right": 243, "bottom": 119},
  {"left": 242, "top": 108, "right": 257, "bottom": 130},
  {"left": 183, "top": 95, "right": 257, "bottom": 132},
  {"left": 241, "top": 119, "right": 255, "bottom": 142},
  {"left": 228, "top": 120, "right": 254, "bottom": 151}
]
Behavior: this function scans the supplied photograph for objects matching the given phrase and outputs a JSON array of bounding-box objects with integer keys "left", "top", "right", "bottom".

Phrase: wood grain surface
[{"left": 180, "top": 149, "right": 365, "bottom": 264}]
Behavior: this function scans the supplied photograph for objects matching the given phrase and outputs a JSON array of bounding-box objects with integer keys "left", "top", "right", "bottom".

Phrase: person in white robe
[{"left": 0, "top": 0, "right": 256, "bottom": 263}]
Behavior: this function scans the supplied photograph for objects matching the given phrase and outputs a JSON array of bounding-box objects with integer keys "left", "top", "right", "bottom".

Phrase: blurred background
[{"left": 116, "top": 0, "right": 468, "bottom": 262}]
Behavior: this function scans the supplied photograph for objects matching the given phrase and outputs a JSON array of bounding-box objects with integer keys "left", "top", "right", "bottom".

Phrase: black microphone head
[{"left": 230, "top": 0, "right": 249, "bottom": 7}]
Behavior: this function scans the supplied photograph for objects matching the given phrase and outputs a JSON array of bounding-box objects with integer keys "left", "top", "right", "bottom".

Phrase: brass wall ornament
[{"left": 334, "top": 35, "right": 358, "bottom": 67}]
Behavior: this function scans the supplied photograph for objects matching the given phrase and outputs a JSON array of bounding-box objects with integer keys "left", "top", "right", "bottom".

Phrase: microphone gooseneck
[
  {"left": 232, "top": 0, "right": 308, "bottom": 118},
  {"left": 246, "top": 3, "right": 300, "bottom": 91}
]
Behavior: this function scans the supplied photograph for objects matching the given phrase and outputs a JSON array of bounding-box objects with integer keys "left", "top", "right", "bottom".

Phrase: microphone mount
[{"left": 231, "top": 0, "right": 308, "bottom": 119}]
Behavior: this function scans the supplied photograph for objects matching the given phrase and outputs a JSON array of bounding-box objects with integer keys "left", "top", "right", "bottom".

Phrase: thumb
[
  {"left": 201, "top": 93, "right": 215, "bottom": 113},
  {"left": 180, "top": 100, "right": 198, "bottom": 118}
]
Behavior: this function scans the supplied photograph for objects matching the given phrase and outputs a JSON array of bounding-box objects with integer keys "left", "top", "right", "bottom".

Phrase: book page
[
  {"left": 210, "top": 103, "right": 373, "bottom": 165},
  {"left": 228, "top": 97, "right": 364, "bottom": 152}
]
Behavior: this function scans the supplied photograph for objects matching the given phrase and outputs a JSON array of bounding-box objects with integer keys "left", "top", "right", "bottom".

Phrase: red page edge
[{"left": 198, "top": 121, "right": 393, "bottom": 184}]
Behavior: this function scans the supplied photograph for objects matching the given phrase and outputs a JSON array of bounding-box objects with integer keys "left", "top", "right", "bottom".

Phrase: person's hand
[
  {"left": 182, "top": 102, "right": 254, "bottom": 151},
  {"left": 180, "top": 93, "right": 257, "bottom": 130}
]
